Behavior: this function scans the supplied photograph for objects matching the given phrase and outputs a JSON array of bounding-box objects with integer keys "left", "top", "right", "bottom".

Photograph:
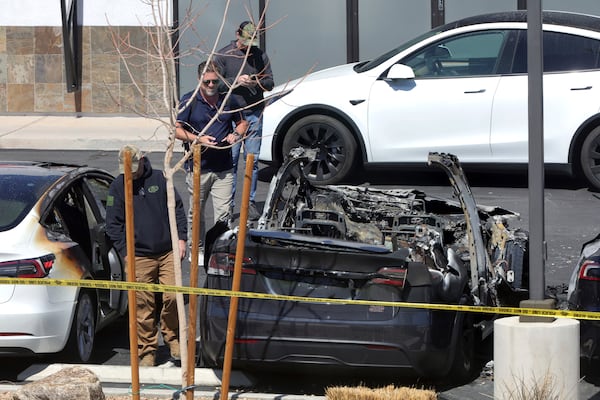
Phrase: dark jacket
[
  {"left": 105, "top": 157, "right": 187, "bottom": 257},
  {"left": 214, "top": 40, "right": 275, "bottom": 111}
]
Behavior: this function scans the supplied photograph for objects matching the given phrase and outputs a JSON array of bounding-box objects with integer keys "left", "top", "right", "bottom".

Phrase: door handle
[
  {"left": 349, "top": 99, "right": 365, "bottom": 105},
  {"left": 571, "top": 86, "right": 592, "bottom": 91},
  {"left": 464, "top": 89, "right": 486, "bottom": 94}
]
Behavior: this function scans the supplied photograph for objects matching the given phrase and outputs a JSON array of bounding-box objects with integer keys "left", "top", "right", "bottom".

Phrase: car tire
[
  {"left": 580, "top": 126, "right": 600, "bottom": 191},
  {"left": 65, "top": 290, "right": 96, "bottom": 363},
  {"left": 282, "top": 115, "right": 356, "bottom": 185},
  {"left": 198, "top": 351, "right": 217, "bottom": 368},
  {"left": 449, "top": 314, "right": 476, "bottom": 383}
]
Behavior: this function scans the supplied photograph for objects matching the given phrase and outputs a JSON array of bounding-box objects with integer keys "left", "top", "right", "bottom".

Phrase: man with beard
[{"left": 175, "top": 61, "right": 248, "bottom": 263}]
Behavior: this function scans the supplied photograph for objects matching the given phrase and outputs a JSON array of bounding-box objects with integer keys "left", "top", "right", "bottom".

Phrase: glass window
[
  {"left": 43, "top": 207, "right": 68, "bottom": 237},
  {"left": 544, "top": 31, "right": 600, "bottom": 72},
  {"left": 54, "top": 184, "right": 92, "bottom": 259},
  {"left": 0, "top": 174, "right": 59, "bottom": 232},
  {"left": 266, "top": 0, "right": 346, "bottom": 83},
  {"left": 85, "top": 176, "right": 111, "bottom": 220},
  {"left": 445, "top": 0, "right": 517, "bottom": 23},
  {"left": 358, "top": 0, "right": 429, "bottom": 62},
  {"left": 177, "top": 0, "right": 260, "bottom": 93},
  {"left": 512, "top": 31, "right": 600, "bottom": 73},
  {"left": 402, "top": 31, "right": 507, "bottom": 78}
]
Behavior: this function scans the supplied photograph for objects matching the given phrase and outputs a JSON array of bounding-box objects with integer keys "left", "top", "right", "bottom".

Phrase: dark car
[
  {"left": 0, "top": 161, "right": 127, "bottom": 362},
  {"left": 568, "top": 234, "right": 600, "bottom": 360},
  {"left": 199, "top": 150, "right": 529, "bottom": 379}
]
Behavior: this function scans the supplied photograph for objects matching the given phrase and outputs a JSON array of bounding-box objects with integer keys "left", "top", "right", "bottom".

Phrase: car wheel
[
  {"left": 449, "top": 314, "right": 476, "bottom": 383},
  {"left": 65, "top": 290, "right": 96, "bottom": 363},
  {"left": 282, "top": 115, "right": 357, "bottom": 184},
  {"left": 198, "top": 351, "right": 217, "bottom": 368},
  {"left": 580, "top": 126, "right": 600, "bottom": 191}
]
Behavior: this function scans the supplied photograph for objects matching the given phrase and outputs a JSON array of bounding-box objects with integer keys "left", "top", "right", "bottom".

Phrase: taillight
[
  {"left": 579, "top": 260, "right": 600, "bottom": 281},
  {"left": 0, "top": 254, "right": 55, "bottom": 278},
  {"left": 370, "top": 267, "right": 407, "bottom": 288},
  {"left": 207, "top": 252, "right": 255, "bottom": 276}
]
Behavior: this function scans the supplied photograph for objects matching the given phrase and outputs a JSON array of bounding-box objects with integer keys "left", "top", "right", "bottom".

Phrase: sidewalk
[
  {"left": 0, "top": 363, "right": 275, "bottom": 400},
  {"left": 0, "top": 115, "right": 175, "bottom": 152}
]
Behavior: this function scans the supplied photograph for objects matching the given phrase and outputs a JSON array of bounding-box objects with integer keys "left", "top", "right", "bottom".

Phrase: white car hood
[{"left": 269, "top": 62, "right": 361, "bottom": 95}]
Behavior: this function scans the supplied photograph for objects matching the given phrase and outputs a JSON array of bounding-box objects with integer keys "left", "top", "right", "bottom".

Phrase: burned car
[
  {"left": 0, "top": 161, "right": 127, "bottom": 362},
  {"left": 199, "top": 150, "right": 529, "bottom": 379},
  {"left": 568, "top": 234, "right": 600, "bottom": 361}
]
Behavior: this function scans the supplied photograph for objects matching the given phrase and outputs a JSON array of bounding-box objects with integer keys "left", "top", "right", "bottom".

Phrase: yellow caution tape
[{"left": 1, "top": 277, "right": 599, "bottom": 321}]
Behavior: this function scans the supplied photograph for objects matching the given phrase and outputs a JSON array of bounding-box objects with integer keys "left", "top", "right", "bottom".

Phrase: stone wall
[{"left": 0, "top": 26, "right": 168, "bottom": 114}]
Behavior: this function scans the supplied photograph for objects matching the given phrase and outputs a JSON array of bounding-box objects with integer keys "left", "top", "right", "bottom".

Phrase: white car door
[
  {"left": 490, "top": 30, "right": 600, "bottom": 163},
  {"left": 367, "top": 75, "right": 499, "bottom": 163},
  {"left": 367, "top": 30, "right": 508, "bottom": 163}
]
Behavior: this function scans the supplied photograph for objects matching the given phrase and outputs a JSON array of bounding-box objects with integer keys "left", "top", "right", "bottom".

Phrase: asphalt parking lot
[{"left": 1, "top": 116, "right": 600, "bottom": 399}]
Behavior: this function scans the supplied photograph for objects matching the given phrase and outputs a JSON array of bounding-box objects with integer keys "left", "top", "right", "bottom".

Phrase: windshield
[
  {"left": 0, "top": 173, "right": 60, "bottom": 231},
  {"left": 354, "top": 26, "right": 445, "bottom": 73}
]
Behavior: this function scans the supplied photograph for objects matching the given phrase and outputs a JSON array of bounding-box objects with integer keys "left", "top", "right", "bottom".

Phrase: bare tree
[{"left": 106, "top": 0, "right": 283, "bottom": 389}]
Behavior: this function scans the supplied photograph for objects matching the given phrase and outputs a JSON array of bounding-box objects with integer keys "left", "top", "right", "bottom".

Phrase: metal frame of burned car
[{"left": 199, "top": 149, "right": 529, "bottom": 379}]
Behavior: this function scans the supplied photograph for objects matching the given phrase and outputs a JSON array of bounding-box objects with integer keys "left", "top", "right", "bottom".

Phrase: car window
[
  {"left": 84, "top": 176, "right": 111, "bottom": 220},
  {"left": 0, "top": 173, "right": 59, "bottom": 232},
  {"left": 354, "top": 26, "right": 445, "bottom": 73},
  {"left": 43, "top": 207, "right": 69, "bottom": 237},
  {"left": 51, "top": 184, "right": 92, "bottom": 259},
  {"left": 512, "top": 31, "right": 600, "bottom": 73},
  {"left": 402, "top": 31, "right": 507, "bottom": 78}
]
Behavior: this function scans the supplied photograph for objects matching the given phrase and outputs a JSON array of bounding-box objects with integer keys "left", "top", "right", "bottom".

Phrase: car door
[
  {"left": 491, "top": 29, "right": 600, "bottom": 163},
  {"left": 367, "top": 30, "right": 509, "bottom": 163},
  {"left": 82, "top": 174, "right": 126, "bottom": 313}
]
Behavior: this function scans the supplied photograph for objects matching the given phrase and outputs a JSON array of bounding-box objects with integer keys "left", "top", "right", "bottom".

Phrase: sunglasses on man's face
[{"left": 202, "top": 79, "right": 220, "bottom": 86}]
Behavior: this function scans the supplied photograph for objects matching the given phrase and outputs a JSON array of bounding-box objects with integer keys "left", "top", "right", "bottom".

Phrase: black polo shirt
[{"left": 177, "top": 91, "right": 243, "bottom": 172}]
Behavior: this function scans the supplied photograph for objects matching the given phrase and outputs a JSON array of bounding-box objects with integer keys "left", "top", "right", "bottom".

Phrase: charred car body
[
  {"left": 200, "top": 150, "right": 529, "bottom": 379},
  {"left": 0, "top": 161, "right": 127, "bottom": 362},
  {"left": 568, "top": 234, "right": 600, "bottom": 361}
]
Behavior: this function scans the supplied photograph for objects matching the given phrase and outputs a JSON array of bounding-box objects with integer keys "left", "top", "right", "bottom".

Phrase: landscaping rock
[{"left": 9, "top": 366, "right": 105, "bottom": 400}]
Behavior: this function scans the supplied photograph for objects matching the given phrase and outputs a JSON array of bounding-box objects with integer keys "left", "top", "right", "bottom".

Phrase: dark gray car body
[
  {"left": 568, "top": 234, "right": 600, "bottom": 360},
  {"left": 200, "top": 151, "right": 529, "bottom": 379}
]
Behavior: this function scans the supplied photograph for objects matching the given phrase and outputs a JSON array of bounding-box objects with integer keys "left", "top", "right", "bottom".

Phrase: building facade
[{"left": 1, "top": 0, "right": 600, "bottom": 115}]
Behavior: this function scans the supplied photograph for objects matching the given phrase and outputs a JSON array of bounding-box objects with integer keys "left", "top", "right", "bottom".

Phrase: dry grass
[
  {"left": 325, "top": 384, "right": 437, "bottom": 400},
  {"left": 0, "top": 392, "right": 171, "bottom": 400},
  {"left": 502, "top": 373, "right": 562, "bottom": 400}
]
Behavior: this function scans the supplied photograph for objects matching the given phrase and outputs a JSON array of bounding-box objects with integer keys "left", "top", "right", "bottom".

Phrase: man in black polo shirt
[{"left": 175, "top": 61, "right": 248, "bottom": 262}]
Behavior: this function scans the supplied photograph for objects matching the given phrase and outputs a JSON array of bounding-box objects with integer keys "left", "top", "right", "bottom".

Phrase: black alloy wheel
[
  {"left": 449, "top": 313, "right": 477, "bottom": 384},
  {"left": 581, "top": 126, "right": 600, "bottom": 191},
  {"left": 65, "top": 290, "right": 96, "bottom": 362},
  {"left": 282, "top": 115, "right": 357, "bottom": 185}
]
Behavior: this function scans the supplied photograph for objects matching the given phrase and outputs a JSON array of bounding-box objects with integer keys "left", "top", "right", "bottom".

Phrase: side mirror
[{"left": 385, "top": 64, "right": 415, "bottom": 81}]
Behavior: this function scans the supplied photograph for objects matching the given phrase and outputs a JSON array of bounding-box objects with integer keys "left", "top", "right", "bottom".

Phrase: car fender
[
  {"left": 266, "top": 104, "right": 369, "bottom": 166},
  {"left": 262, "top": 64, "right": 378, "bottom": 165},
  {"left": 567, "top": 112, "right": 600, "bottom": 168}
]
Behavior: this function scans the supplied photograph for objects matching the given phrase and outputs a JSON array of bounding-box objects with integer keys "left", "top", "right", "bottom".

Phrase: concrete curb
[
  {"left": 17, "top": 364, "right": 253, "bottom": 388},
  {"left": 0, "top": 383, "right": 320, "bottom": 400},
  {"left": 1, "top": 363, "right": 324, "bottom": 400}
]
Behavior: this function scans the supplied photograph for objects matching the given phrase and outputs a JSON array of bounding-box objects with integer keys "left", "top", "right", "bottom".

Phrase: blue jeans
[{"left": 232, "top": 110, "right": 262, "bottom": 205}]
